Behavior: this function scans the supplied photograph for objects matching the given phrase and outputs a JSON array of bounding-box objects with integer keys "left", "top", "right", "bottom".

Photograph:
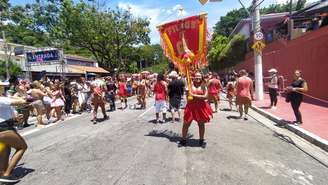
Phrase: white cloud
[
  {"left": 172, "top": 4, "right": 188, "bottom": 16},
  {"left": 166, "top": 9, "right": 173, "bottom": 15},
  {"left": 117, "top": 2, "right": 190, "bottom": 43},
  {"left": 118, "top": 2, "right": 162, "bottom": 43}
]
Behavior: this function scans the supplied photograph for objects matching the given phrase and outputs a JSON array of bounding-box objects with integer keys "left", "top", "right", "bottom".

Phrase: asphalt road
[{"left": 11, "top": 97, "right": 328, "bottom": 185}]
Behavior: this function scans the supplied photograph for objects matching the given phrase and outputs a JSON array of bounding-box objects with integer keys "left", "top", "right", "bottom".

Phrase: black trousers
[
  {"left": 291, "top": 98, "right": 302, "bottom": 123},
  {"left": 108, "top": 94, "right": 116, "bottom": 111},
  {"left": 64, "top": 97, "right": 72, "bottom": 114},
  {"left": 268, "top": 88, "right": 278, "bottom": 106}
]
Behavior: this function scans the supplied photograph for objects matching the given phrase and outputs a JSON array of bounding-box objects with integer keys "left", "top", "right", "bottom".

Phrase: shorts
[
  {"left": 208, "top": 93, "right": 219, "bottom": 102},
  {"left": 43, "top": 96, "right": 52, "bottom": 106},
  {"left": 155, "top": 100, "right": 167, "bottom": 113},
  {"left": 169, "top": 97, "right": 181, "bottom": 111},
  {"left": 0, "top": 120, "right": 16, "bottom": 133},
  {"left": 31, "top": 100, "right": 46, "bottom": 111},
  {"left": 236, "top": 96, "right": 251, "bottom": 106}
]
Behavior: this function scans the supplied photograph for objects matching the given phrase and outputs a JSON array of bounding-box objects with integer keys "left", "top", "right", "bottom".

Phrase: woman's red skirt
[
  {"left": 184, "top": 99, "right": 213, "bottom": 124},
  {"left": 118, "top": 90, "right": 128, "bottom": 98}
]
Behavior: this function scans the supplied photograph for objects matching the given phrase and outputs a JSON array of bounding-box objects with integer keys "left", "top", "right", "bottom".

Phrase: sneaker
[
  {"left": 199, "top": 139, "right": 206, "bottom": 148},
  {"left": 92, "top": 118, "right": 97, "bottom": 124},
  {"left": 243, "top": 116, "right": 248, "bottom": 121},
  {"left": 178, "top": 139, "right": 187, "bottom": 147},
  {"left": 103, "top": 115, "right": 109, "bottom": 120},
  {"left": 294, "top": 122, "right": 303, "bottom": 126},
  {"left": 271, "top": 106, "right": 277, "bottom": 110},
  {"left": 23, "top": 123, "right": 30, "bottom": 128},
  {"left": 0, "top": 175, "right": 20, "bottom": 183}
]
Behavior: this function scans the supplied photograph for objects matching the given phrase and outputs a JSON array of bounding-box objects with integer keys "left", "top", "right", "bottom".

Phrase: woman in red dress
[
  {"left": 180, "top": 72, "right": 213, "bottom": 147},
  {"left": 117, "top": 77, "right": 128, "bottom": 110}
]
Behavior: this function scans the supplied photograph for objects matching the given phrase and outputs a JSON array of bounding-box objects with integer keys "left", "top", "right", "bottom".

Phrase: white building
[{"left": 0, "top": 40, "right": 109, "bottom": 80}]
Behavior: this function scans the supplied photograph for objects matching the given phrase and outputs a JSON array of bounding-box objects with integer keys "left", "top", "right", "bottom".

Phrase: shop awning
[{"left": 67, "top": 65, "right": 109, "bottom": 74}]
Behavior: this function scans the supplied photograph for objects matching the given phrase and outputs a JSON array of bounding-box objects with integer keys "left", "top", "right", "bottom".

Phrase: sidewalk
[{"left": 251, "top": 93, "right": 328, "bottom": 152}]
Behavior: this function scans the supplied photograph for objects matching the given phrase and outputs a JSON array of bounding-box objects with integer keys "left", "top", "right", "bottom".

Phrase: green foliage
[
  {"left": 0, "top": 0, "right": 10, "bottom": 13},
  {"left": 212, "top": 1, "right": 304, "bottom": 38},
  {"left": 209, "top": 34, "right": 247, "bottom": 71},
  {"left": 0, "top": 60, "right": 22, "bottom": 79},
  {"left": 208, "top": 35, "right": 229, "bottom": 63},
  {"left": 52, "top": 0, "right": 150, "bottom": 72},
  {"left": 213, "top": 8, "right": 249, "bottom": 37},
  {"left": 296, "top": 0, "right": 307, "bottom": 11},
  {"left": 144, "top": 62, "right": 168, "bottom": 74},
  {"left": 210, "top": 1, "right": 307, "bottom": 71},
  {"left": 0, "top": 0, "right": 153, "bottom": 73},
  {"left": 138, "top": 44, "right": 167, "bottom": 67}
]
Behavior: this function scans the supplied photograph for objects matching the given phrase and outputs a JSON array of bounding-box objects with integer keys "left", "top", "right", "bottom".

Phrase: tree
[
  {"left": 209, "top": 34, "right": 247, "bottom": 71},
  {"left": 209, "top": 1, "right": 300, "bottom": 70},
  {"left": 208, "top": 35, "right": 229, "bottom": 64},
  {"left": 0, "top": 60, "right": 22, "bottom": 79},
  {"left": 52, "top": 0, "right": 150, "bottom": 72},
  {"left": 213, "top": 2, "right": 293, "bottom": 38},
  {"left": 212, "top": 8, "right": 249, "bottom": 37},
  {"left": 296, "top": 0, "right": 307, "bottom": 11},
  {"left": 0, "top": 0, "right": 10, "bottom": 14},
  {"left": 0, "top": 0, "right": 63, "bottom": 46}
]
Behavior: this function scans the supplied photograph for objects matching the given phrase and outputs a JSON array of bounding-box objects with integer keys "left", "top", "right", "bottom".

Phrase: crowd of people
[{"left": 0, "top": 68, "right": 308, "bottom": 183}]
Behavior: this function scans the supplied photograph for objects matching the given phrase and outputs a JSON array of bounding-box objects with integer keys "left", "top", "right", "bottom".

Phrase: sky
[{"left": 10, "top": 0, "right": 318, "bottom": 44}]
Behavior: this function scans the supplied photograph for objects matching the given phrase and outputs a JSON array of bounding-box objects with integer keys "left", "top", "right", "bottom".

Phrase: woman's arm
[
  {"left": 37, "top": 89, "right": 47, "bottom": 97},
  {"left": 190, "top": 86, "right": 208, "bottom": 100},
  {"left": 293, "top": 81, "right": 308, "bottom": 93},
  {"left": 9, "top": 96, "right": 26, "bottom": 106}
]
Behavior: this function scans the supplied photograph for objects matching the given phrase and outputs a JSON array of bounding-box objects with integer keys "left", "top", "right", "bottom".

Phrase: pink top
[
  {"left": 208, "top": 79, "right": 221, "bottom": 94},
  {"left": 236, "top": 76, "right": 252, "bottom": 98},
  {"left": 154, "top": 81, "right": 167, "bottom": 101}
]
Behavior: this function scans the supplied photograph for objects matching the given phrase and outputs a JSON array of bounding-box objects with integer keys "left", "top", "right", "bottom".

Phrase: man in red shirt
[
  {"left": 153, "top": 73, "right": 168, "bottom": 123},
  {"left": 207, "top": 72, "right": 222, "bottom": 113},
  {"left": 236, "top": 69, "right": 254, "bottom": 120}
]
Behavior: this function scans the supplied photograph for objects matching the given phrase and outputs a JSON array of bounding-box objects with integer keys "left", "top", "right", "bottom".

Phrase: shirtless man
[
  {"left": 138, "top": 75, "right": 147, "bottom": 109},
  {"left": 28, "top": 81, "right": 48, "bottom": 126}
]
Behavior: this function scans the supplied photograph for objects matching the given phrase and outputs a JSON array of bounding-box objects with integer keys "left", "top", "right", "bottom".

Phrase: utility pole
[
  {"left": 2, "top": 31, "right": 9, "bottom": 80},
  {"left": 60, "top": 49, "right": 65, "bottom": 80},
  {"left": 200, "top": 0, "right": 264, "bottom": 100},
  {"left": 253, "top": 0, "right": 264, "bottom": 100}
]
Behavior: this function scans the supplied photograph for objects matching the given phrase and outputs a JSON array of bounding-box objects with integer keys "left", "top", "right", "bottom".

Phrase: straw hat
[{"left": 268, "top": 68, "right": 277, "bottom": 73}]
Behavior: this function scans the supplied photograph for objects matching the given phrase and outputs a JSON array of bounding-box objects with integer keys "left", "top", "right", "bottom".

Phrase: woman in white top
[
  {"left": 77, "top": 77, "right": 90, "bottom": 112},
  {"left": 0, "top": 96, "right": 28, "bottom": 183},
  {"left": 267, "top": 68, "right": 279, "bottom": 109}
]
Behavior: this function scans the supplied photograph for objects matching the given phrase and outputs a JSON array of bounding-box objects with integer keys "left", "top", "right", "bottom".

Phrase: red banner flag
[{"left": 157, "top": 13, "right": 208, "bottom": 72}]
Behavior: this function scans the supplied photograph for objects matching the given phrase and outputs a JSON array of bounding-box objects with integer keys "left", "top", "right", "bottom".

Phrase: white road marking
[
  {"left": 21, "top": 128, "right": 40, "bottom": 136},
  {"left": 20, "top": 114, "right": 80, "bottom": 136},
  {"left": 20, "top": 97, "right": 140, "bottom": 137},
  {"left": 138, "top": 106, "right": 154, "bottom": 118}
]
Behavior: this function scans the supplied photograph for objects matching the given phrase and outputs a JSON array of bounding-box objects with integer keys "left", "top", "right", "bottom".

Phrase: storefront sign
[{"left": 26, "top": 49, "right": 60, "bottom": 63}]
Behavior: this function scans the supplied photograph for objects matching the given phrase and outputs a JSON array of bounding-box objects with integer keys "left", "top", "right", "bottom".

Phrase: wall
[{"left": 235, "top": 26, "right": 328, "bottom": 101}]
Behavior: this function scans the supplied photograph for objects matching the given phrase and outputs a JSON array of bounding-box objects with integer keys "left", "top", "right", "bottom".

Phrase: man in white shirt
[{"left": 0, "top": 96, "right": 28, "bottom": 183}]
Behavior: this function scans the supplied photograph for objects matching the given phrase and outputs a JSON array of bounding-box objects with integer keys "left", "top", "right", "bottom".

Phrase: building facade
[{"left": 0, "top": 40, "right": 109, "bottom": 80}]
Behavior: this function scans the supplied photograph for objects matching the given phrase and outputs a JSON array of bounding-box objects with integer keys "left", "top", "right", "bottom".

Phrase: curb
[{"left": 251, "top": 105, "right": 328, "bottom": 152}]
